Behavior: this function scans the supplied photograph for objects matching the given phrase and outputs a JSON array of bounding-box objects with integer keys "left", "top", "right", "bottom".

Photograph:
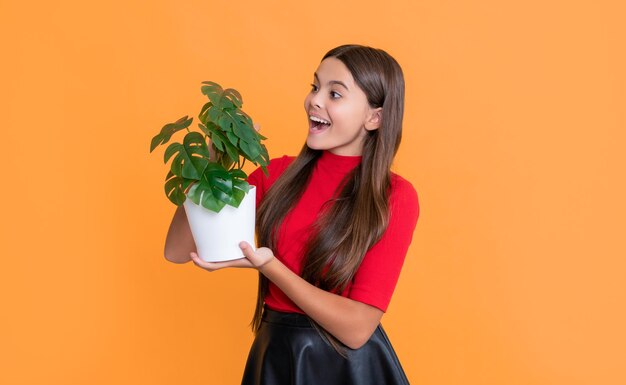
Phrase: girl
[{"left": 164, "top": 44, "right": 420, "bottom": 385}]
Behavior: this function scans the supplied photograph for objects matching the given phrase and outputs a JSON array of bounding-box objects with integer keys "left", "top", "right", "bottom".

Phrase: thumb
[
  {"left": 239, "top": 241, "right": 274, "bottom": 269},
  {"left": 239, "top": 241, "right": 254, "bottom": 256}
]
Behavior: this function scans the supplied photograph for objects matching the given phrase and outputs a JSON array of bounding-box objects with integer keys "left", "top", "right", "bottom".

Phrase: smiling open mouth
[{"left": 309, "top": 116, "right": 331, "bottom": 132}]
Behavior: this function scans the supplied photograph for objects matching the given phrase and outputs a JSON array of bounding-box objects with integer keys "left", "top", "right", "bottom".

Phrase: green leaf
[
  {"left": 204, "top": 163, "right": 232, "bottom": 193},
  {"left": 183, "top": 131, "right": 211, "bottom": 158},
  {"left": 224, "top": 143, "right": 239, "bottom": 164},
  {"left": 229, "top": 169, "right": 247, "bottom": 180},
  {"left": 198, "top": 101, "right": 213, "bottom": 124},
  {"left": 233, "top": 178, "right": 251, "bottom": 193},
  {"left": 222, "top": 88, "right": 243, "bottom": 108},
  {"left": 187, "top": 181, "right": 227, "bottom": 212},
  {"left": 195, "top": 163, "right": 237, "bottom": 208},
  {"left": 231, "top": 178, "right": 252, "bottom": 208},
  {"left": 200, "top": 81, "right": 224, "bottom": 106},
  {"left": 189, "top": 156, "right": 209, "bottom": 177},
  {"left": 239, "top": 140, "right": 261, "bottom": 161},
  {"left": 226, "top": 130, "right": 238, "bottom": 146},
  {"left": 203, "top": 193, "right": 227, "bottom": 212},
  {"left": 150, "top": 116, "right": 193, "bottom": 153},
  {"left": 204, "top": 123, "right": 239, "bottom": 163},
  {"left": 184, "top": 132, "right": 211, "bottom": 176},
  {"left": 258, "top": 144, "right": 270, "bottom": 166},
  {"left": 207, "top": 105, "right": 222, "bottom": 125},
  {"left": 164, "top": 132, "right": 211, "bottom": 180},
  {"left": 224, "top": 109, "right": 256, "bottom": 142},
  {"left": 198, "top": 122, "right": 213, "bottom": 137},
  {"left": 210, "top": 186, "right": 233, "bottom": 205},
  {"left": 164, "top": 142, "right": 181, "bottom": 164},
  {"left": 201, "top": 123, "right": 224, "bottom": 152},
  {"left": 164, "top": 173, "right": 187, "bottom": 205},
  {"left": 211, "top": 132, "right": 224, "bottom": 151},
  {"left": 230, "top": 188, "right": 245, "bottom": 208},
  {"left": 201, "top": 82, "right": 243, "bottom": 111},
  {"left": 182, "top": 177, "right": 195, "bottom": 192}
]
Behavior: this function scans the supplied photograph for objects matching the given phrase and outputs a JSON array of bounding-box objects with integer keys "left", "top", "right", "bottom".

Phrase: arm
[
  {"left": 164, "top": 205, "right": 195, "bottom": 264},
  {"left": 255, "top": 247, "right": 383, "bottom": 349}
]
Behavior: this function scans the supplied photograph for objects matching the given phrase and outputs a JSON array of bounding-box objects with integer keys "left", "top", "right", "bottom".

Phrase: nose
[{"left": 308, "top": 90, "right": 323, "bottom": 109}]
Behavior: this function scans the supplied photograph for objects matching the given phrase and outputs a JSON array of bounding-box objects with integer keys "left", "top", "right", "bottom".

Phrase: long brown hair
[{"left": 252, "top": 45, "right": 405, "bottom": 355}]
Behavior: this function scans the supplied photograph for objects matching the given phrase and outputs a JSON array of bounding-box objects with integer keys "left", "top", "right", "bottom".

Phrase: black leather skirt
[{"left": 241, "top": 308, "right": 410, "bottom": 385}]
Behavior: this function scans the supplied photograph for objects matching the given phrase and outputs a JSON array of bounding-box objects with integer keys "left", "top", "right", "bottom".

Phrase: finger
[
  {"left": 253, "top": 123, "right": 261, "bottom": 132},
  {"left": 190, "top": 252, "right": 215, "bottom": 271},
  {"left": 211, "top": 258, "right": 253, "bottom": 269},
  {"left": 190, "top": 252, "right": 253, "bottom": 270},
  {"left": 239, "top": 241, "right": 254, "bottom": 257}
]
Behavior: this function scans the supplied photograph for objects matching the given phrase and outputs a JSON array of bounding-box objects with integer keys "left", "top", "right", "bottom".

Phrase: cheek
[
  {"left": 330, "top": 104, "right": 356, "bottom": 122},
  {"left": 332, "top": 105, "right": 367, "bottom": 132}
]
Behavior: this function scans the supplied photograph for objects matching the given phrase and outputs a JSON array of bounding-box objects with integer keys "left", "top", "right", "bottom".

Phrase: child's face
[{"left": 304, "top": 57, "right": 381, "bottom": 156}]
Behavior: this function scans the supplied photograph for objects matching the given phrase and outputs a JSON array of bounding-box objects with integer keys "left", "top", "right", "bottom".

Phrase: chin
[{"left": 305, "top": 138, "right": 323, "bottom": 151}]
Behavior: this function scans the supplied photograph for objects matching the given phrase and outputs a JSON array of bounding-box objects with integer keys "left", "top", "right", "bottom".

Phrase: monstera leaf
[
  {"left": 186, "top": 163, "right": 242, "bottom": 212},
  {"left": 201, "top": 81, "right": 243, "bottom": 109},
  {"left": 149, "top": 116, "right": 193, "bottom": 153},
  {"left": 230, "top": 168, "right": 252, "bottom": 207},
  {"left": 163, "top": 132, "right": 211, "bottom": 179},
  {"left": 164, "top": 171, "right": 195, "bottom": 206}
]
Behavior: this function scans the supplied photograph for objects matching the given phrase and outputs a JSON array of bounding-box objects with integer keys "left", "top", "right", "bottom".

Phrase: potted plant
[{"left": 150, "top": 81, "right": 269, "bottom": 262}]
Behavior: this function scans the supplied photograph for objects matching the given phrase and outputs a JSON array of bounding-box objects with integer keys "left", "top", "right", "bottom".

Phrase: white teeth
[{"left": 309, "top": 116, "right": 330, "bottom": 125}]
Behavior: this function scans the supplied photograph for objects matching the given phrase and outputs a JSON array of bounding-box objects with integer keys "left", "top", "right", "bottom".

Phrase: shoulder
[
  {"left": 248, "top": 155, "right": 296, "bottom": 187},
  {"left": 390, "top": 173, "right": 419, "bottom": 205},
  {"left": 265, "top": 155, "right": 296, "bottom": 183},
  {"left": 248, "top": 155, "right": 296, "bottom": 203},
  {"left": 389, "top": 173, "right": 420, "bottom": 222},
  {"left": 268, "top": 155, "right": 296, "bottom": 174}
]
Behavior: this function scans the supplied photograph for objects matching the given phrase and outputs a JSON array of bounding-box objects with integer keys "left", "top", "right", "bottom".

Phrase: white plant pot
[{"left": 183, "top": 186, "right": 256, "bottom": 262}]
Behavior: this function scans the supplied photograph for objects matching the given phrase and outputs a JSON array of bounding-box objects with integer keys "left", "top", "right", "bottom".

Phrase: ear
[{"left": 364, "top": 107, "right": 382, "bottom": 131}]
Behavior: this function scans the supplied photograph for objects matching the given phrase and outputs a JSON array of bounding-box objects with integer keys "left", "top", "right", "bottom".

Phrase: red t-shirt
[{"left": 247, "top": 150, "right": 420, "bottom": 313}]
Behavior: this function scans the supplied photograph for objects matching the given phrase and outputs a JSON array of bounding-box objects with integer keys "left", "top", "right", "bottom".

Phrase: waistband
[{"left": 262, "top": 307, "right": 313, "bottom": 328}]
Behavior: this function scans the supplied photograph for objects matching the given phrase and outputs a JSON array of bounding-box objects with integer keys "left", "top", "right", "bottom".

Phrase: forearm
[{"left": 259, "top": 258, "right": 383, "bottom": 349}]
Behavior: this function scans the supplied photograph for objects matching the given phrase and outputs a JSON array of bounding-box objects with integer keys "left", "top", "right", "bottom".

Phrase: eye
[
  {"left": 310, "top": 83, "right": 319, "bottom": 92},
  {"left": 330, "top": 91, "right": 342, "bottom": 99}
]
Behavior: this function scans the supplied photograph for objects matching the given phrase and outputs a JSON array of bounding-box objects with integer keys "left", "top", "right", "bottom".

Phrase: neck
[{"left": 317, "top": 150, "right": 362, "bottom": 175}]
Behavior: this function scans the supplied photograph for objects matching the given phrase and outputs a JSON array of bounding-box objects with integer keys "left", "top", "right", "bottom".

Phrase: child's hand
[{"left": 188, "top": 241, "right": 274, "bottom": 272}]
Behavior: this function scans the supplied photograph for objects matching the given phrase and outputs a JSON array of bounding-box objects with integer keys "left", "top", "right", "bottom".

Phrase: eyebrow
[{"left": 314, "top": 73, "right": 350, "bottom": 91}]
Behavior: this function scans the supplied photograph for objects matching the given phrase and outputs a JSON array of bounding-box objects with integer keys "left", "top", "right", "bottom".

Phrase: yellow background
[{"left": 1, "top": 0, "right": 624, "bottom": 384}]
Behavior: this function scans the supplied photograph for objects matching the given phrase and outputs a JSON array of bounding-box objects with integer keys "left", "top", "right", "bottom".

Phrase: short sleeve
[
  {"left": 247, "top": 155, "right": 294, "bottom": 207},
  {"left": 347, "top": 176, "right": 420, "bottom": 312}
]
